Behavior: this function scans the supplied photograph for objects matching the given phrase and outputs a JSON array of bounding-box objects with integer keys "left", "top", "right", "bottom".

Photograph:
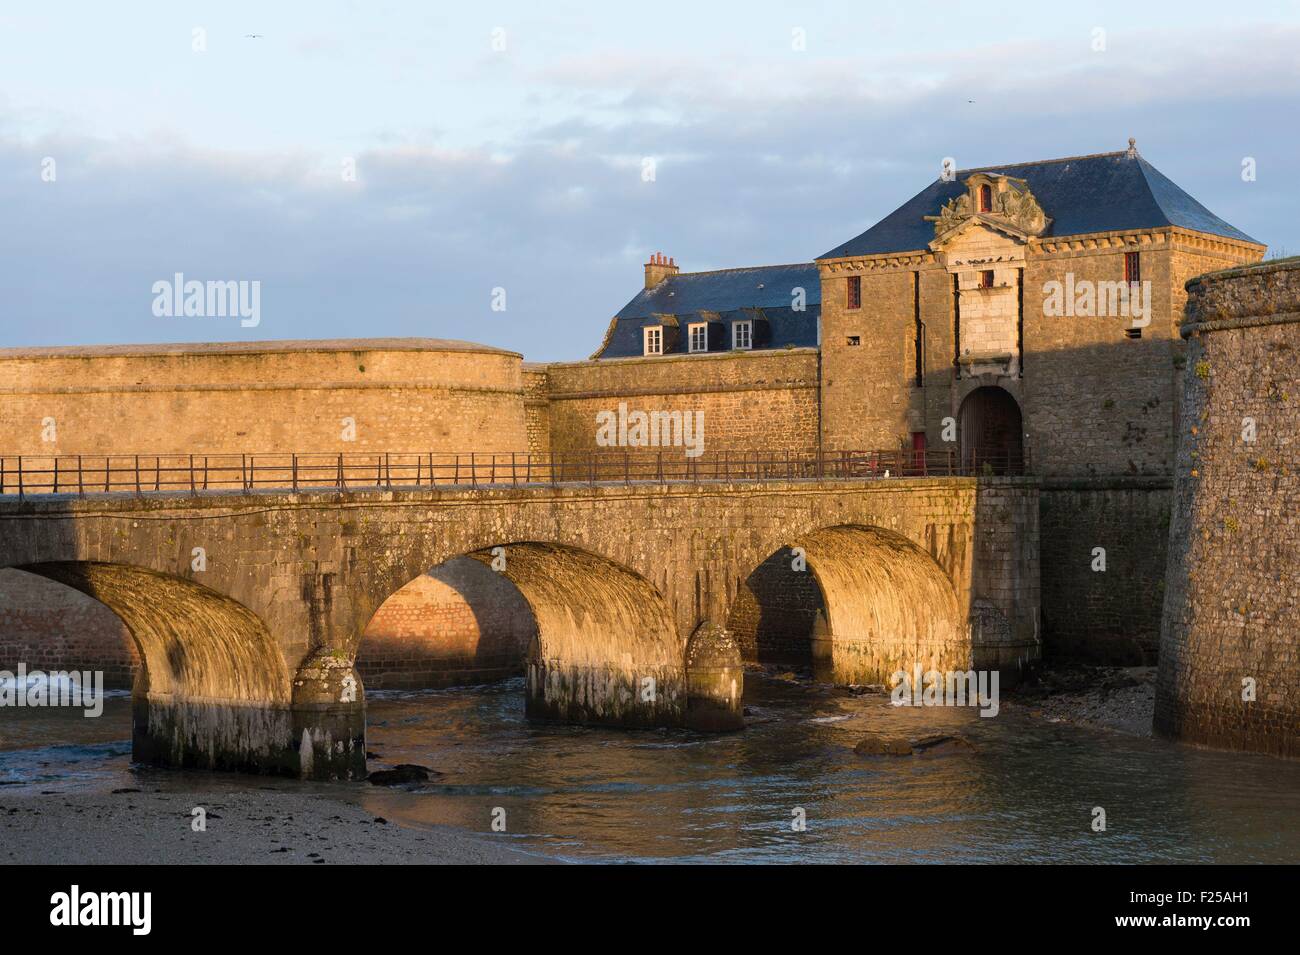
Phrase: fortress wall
[
  {"left": 0, "top": 340, "right": 529, "bottom": 455},
  {"left": 542, "top": 348, "right": 820, "bottom": 455},
  {"left": 0, "top": 339, "right": 533, "bottom": 689},
  {"left": 1039, "top": 478, "right": 1171, "bottom": 664},
  {"left": 1155, "top": 257, "right": 1300, "bottom": 758},
  {"left": 522, "top": 365, "right": 552, "bottom": 454}
]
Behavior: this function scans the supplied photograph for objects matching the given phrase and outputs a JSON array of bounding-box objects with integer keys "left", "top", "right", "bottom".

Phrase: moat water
[{"left": 2, "top": 674, "right": 1298, "bottom": 863}]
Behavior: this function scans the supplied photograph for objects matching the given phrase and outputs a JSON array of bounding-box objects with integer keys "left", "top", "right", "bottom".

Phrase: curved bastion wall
[
  {"left": 1155, "top": 258, "right": 1300, "bottom": 758},
  {"left": 0, "top": 338, "right": 534, "bottom": 689}
]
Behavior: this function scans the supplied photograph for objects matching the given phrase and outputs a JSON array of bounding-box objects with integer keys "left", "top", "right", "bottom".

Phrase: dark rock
[
  {"left": 853, "top": 733, "right": 914, "bottom": 756},
  {"left": 367, "top": 764, "right": 431, "bottom": 786},
  {"left": 909, "top": 734, "right": 977, "bottom": 755}
]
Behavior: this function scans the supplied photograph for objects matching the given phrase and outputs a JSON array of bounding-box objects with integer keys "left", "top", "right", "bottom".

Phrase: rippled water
[{"left": 3, "top": 676, "right": 1298, "bottom": 863}]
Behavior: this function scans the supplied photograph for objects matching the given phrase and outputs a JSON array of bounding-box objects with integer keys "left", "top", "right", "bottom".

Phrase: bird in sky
[{"left": 244, "top": 34, "right": 264, "bottom": 39}]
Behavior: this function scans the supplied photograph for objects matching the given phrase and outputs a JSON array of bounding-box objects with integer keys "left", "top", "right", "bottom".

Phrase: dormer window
[
  {"left": 643, "top": 326, "right": 663, "bottom": 356},
  {"left": 688, "top": 322, "right": 708, "bottom": 353},
  {"left": 732, "top": 320, "right": 752, "bottom": 350},
  {"left": 979, "top": 184, "right": 992, "bottom": 213}
]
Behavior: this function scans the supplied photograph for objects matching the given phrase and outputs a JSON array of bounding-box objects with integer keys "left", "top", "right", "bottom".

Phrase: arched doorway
[{"left": 959, "top": 386, "right": 1024, "bottom": 474}]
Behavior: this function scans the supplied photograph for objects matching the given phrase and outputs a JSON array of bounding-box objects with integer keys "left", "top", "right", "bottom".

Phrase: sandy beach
[{"left": 0, "top": 787, "right": 554, "bottom": 865}]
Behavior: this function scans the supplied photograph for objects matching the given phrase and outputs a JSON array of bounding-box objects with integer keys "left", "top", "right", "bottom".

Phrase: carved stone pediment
[{"left": 925, "top": 173, "right": 1050, "bottom": 247}]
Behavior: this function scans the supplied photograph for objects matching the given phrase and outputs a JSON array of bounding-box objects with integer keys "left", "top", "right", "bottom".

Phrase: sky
[{"left": 1, "top": 1, "right": 1297, "bottom": 361}]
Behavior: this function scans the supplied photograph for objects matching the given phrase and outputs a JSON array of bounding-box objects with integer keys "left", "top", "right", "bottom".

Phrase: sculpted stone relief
[{"left": 926, "top": 175, "right": 1049, "bottom": 241}]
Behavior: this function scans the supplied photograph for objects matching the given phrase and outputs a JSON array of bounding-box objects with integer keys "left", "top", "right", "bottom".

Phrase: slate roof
[
  {"left": 818, "top": 151, "right": 1261, "bottom": 260},
  {"left": 595, "top": 263, "right": 821, "bottom": 358}
]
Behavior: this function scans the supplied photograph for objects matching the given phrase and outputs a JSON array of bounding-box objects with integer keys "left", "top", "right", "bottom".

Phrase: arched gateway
[{"left": 959, "top": 386, "right": 1025, "bottom": 474}]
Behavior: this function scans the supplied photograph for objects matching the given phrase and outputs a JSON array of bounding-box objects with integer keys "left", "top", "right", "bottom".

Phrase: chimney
[{"left": 644, "top": 251, "right": 680, "bottom": 289}]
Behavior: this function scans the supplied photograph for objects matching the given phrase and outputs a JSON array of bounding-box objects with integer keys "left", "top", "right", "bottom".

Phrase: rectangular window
[
  {"left": 1126, "top": 327, "right": 1142, "bottom": 340},
  {"left": 1125, "top": 251, "right": 1140, "bottom": 285},
  {"left": 643, "top": 326, "right": 663, "bottom": 356},
  {"left": 846, "top": 275, "right": 861, "bottom": 310},
  {"left": 732, "top": 321, "right": 752, "bottom": 350},
  {"left": 688, "top": 322, "right": 708, "bottom": 353},
  {"left": 846, "top": 335, "right": 860, "bottom": 346},
  {"left": 980, "top": 269, "right": 995, "bottom": 289}
]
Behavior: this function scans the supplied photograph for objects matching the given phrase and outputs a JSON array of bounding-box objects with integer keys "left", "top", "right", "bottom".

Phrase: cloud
[{"left": 1, "top": 21, "right": 1296, "bottom": 361}]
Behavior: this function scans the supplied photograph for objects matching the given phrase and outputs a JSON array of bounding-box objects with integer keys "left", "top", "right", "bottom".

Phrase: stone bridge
[{"left": 0, "top": 477, "right": 1039, "bottom": 779}]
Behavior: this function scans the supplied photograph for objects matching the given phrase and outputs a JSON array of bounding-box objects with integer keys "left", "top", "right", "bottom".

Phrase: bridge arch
[
  {"left": 365, "top": 541, "right": 691, "bottom": 728},
  {"left": 729, "top": 525, "right": 966, "bottom": 685},
  {"left": 3, "top": 561, "right": 305, "bottom": 774}
]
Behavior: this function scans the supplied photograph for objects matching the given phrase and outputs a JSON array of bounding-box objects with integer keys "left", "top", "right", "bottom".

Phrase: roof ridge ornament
[{"left": 1127, "top": 137, "right": 1138, "bottom": 158}]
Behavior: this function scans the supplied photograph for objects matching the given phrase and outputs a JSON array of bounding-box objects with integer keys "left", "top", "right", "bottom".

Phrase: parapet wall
[
  {"left": 1155, "top": 257, "right": 1300, "bottom": 758},
  {"left": 0, "top": 338, "right": 529, "bottom": 454}
]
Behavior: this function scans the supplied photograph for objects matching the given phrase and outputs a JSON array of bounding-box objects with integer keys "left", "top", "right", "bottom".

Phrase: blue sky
[{"left": 2, "top": 1, "right": 1297, "bottom": 360}]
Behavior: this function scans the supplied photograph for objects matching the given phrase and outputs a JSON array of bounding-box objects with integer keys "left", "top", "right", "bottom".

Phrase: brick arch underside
[
  {"left": 354, "top": 557, "right": 536, "bottom": 690},
  {"left": 734, "top": 526, "right": 966, "bottom": 685},
  {"left": 13, "top": 562, "right": 288, "bottom": 703},
  {"left": 462, "top": 542, "right": 686, "bottom": 727}
]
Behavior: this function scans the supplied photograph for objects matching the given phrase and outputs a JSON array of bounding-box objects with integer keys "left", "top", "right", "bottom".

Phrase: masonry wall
[
  {"left": 543, "top": 349, "right": 820, "bottom": 455},
  {"left": 522, "top": 365, "right": 552, "bottom": 455},
  {"left": 819, "top": 264, "right": 917, "bottom": 450},
  {"left": 1039, "top": 478, "right": 1171, "bottom": 664},
  {"left": 1155, "top": 257, "right": 1300, "bottom": 758},
  {"left": 0, "top": 339, "right": 530, "bottom": 455}
]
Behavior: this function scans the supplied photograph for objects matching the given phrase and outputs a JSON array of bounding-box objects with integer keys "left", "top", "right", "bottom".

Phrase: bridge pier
[{"left": 131, "top": 651, "right": 365, "bottom": 780}]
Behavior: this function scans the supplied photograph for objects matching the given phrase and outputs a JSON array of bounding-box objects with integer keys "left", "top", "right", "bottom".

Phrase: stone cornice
[
  {"left": 816, "top": 226, "right": 1266, "bottom": 273},
  {"left": 817, "top": 252, "right": 937, "bottom": 274}
]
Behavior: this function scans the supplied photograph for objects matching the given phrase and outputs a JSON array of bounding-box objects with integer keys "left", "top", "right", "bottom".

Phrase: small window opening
[{"left": 846, "top": 275, "right": 861, "bottom": 310}]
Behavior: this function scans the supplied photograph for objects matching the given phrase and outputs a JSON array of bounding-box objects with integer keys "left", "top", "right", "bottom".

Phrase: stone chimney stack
[{"left": 644, "top": 251, "right": 679, "bottom": 289}]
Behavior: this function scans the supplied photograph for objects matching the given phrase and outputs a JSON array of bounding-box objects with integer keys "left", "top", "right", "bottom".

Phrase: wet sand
[{"left": 0, "top": 787, "right": 554, "bottom": 865}]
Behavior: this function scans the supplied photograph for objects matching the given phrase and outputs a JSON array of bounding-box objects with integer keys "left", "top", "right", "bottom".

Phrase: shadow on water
[{"left": 2, "top": 676, "right": 1298, "bottom": 863}]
